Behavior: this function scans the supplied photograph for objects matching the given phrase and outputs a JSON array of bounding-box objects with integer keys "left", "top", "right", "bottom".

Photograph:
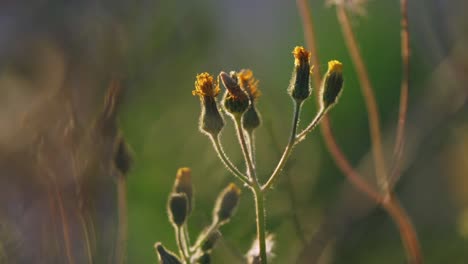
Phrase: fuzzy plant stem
[
  {"left": 262, "top": 102, "right": 302, "bottom": 191},
  {"left": 246, "top": 131, "right": 257, "bottom": 170},
  {"left": 209, "top": 134, "right": 251, "bottom": 186},
  {"left": 252, "top": 184, "right": 267, "bottom": 264},
  {"left": 234, "top": 116, "right": 256, "bottom": 181},
  {"left": 176, "top": 227, "right": 190, "bottom": 263}
]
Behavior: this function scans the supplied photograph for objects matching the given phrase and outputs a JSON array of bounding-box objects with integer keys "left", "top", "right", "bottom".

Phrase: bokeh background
[{"left": 1, "top": 0, "right": 467, "bottom": 263}]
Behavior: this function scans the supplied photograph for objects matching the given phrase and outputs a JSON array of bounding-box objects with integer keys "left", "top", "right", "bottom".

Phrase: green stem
[
  {"left": 209, "top": 134, "right": 251, "bottom": 186},
  {"left": 262, "top": 102, "right": 302, "bottom": 191},
  {"left": 253, "top": 185, "right": 267, "bottom": 264},
  {"left": 183, "top": 225, "right": 191, "bottom": 253},
  {"left": 296, "top": 107, "right": 326, "bottom": 142},
  {"left": 234, "top": 116, "right": 256, "bottom": 181},
  {"left": 176, "top": 227, "right": 190, "bottom": 263},
  {"left": 247, "top": 130, "right": 257, "bottom": 170}
]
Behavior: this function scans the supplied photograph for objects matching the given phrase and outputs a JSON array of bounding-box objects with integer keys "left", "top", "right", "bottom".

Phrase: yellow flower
[
  {"left": 327, "top": 60, "right": 343, "bottom": 74},
  {"left": 292, "top": 46, "right": 311, "bottom": 67},
  {"left": 238, "top": 69, "right": 261, "bottom": 101},
  {"left": 192, "top": 72, "right": 220, "bottom": 98}
]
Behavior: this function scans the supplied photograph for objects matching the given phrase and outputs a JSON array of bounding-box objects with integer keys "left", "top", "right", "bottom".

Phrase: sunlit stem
[
  {"left": 176, "top": 226, "right": 190, "bottom": 264},
  {"left": 262, "top": 102, "right": 302, "bottom": 191},
  {"left": 209, "top": 134, "right": 251, "bottom": 187},
  {"left": 234, "top": 116, "right": 257, "bottom": 182},
  {"left": 253, "top": 184, "right": 267, "bottom": 264},
  {"left": 296, "top": 107, "right": 327, "bottom": 143},
  {"left": 182, "top": 224, "right": 191, "bottom": 254},
  {"left": 246, "top": 130, "right": 257, "bottom": 170}
]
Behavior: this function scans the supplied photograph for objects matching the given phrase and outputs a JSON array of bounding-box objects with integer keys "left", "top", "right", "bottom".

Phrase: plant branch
[
  {"left": 262, "top": 102, "right": 302, "bottom": 191},
  {"left": 382, "top": 196, "right": 423, "bottom": 264},
  {"left": 296, "top": 1, "right": 422, "bottom": 263},
  {"left": 209, "top": 134, "right": 251, "bottom": 186},
  {"left": 296, "top": 107, "right": 326, "bottom": 143},
  {"left": 246, "top": 131, "right": 257, "bottom": 171},
  {"left": 253, "top": 185, "right": 267, "bottom": 264},
  {"left": 390, "top": 0, "right": 410, "bottom": 187},
  {"left": 176, "top": 226, "right": 190, "bottom": 263},
  {"left": 336, "top": 5, "right": 389, "bottom": 195},
  {"left": 234, "top": 116, "right": 257, "bottom": 181}
]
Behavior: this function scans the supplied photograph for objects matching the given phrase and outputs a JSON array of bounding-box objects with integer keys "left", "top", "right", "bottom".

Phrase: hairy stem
[
  {"left": 176, "top": 227, "right": 190, "bottom": 263},
  {"left": 336, "top": 5, "right": 389, "bottom": 195},
  {"left": 247, "top": 131, "right": 257, "bottom": 170},
  {"left": 234, "top": 116, "right": 257, "bottom": 181},
  {"left": 253, "top": 185, "right": 267, "bottom": 264},
  {"left": 209, "top": 134, "right": 251, "bottom": 186},
  {"left": 262, "top": 102, "right": 302, "bottom": 190},
  {"left": 296, "top": 107, "right": 326, "bottom": 143},
  {"left": 391, "top": 0, "right": 410, "bottom": 187}
]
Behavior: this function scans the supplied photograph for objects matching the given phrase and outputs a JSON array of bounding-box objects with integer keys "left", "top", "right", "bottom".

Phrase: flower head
[
  {"left": 292, "top": 46, "right": 311, "bottom": 67},
  {"left": 193, "top": 72, "right": 220, "bottom": 98},
  {"left": 193, "top": 72, "right": 225, "bottom": 136},
  {"left": 289, "top": 46, "right": 312, "bottom": 102},
  {"left": 220, "top": 71, "right": 250, "bottom": 116},
  {"left": 320, "top": 60, "right": 344, "bottom": 109},
  {"left": 238, "top": 69, "right": 261, "bottom": 101}
]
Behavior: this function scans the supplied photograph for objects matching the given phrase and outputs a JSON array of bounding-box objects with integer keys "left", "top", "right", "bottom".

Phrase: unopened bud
[
  {"left": 320, "top": 60, "right": 344, "bottom": 109},
  {"left": 168, "top": 193, "right": 188, "bottom": 227},
  {"left": 288, "top": 46, "right": 312, "bottom": 102},
  {"left": 200, "top": 229, "right": 222, "bottom": 252},
  {"left": 193, "top": 73, "right": 225, "bottom": 136},
  {"left": 173, "top": 167, "right": 193, "bottom": 214},
  {"left": 154, "top": 242, "right": 182, "bottom": 264},
  {"left": 213, "top": 183, "right": 241, "bottom": 224},
  {"left": 220, "top": 71, "right": 250, "bottom": 117},
  {"left": 238, "top": 69, "right": 262, "bottom": 132},
  {"left": 242, "top": 106, "right": 261, "bottom": 132}
]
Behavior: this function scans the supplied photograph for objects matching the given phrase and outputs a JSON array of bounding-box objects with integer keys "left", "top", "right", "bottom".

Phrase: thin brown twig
[
  {"left": 296, "top": 0, "right": 381, "bottom": 204},
  {"left": 382, "top": 196, "right": 423, "bottom": 264},
  {"left": 296, "top": 1, "right": 422, "bottom": 263},
  {"left": 390, "top": 0, "right": 410, "bottom": 187},
  {"left": 336, "top": 5, "right": 389, "bottom": 195}
]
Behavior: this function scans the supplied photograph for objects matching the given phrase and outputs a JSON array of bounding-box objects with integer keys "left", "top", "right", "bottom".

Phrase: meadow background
[{"left": 1, "top": 0, "right": 466, "bottom": 263}]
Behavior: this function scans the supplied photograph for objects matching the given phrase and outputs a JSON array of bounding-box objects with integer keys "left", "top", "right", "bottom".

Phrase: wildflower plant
[
  {"left": 155, "top": 168, "right": 241, "bottom": 264},
  {"left": 188, "top": 46, "right": 344, "bottom": 264}
]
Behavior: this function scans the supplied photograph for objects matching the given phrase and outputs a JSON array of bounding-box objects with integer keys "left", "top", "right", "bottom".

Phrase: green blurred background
[{"left": 117, "top": 0, "right": 468, "bottom": 263}]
